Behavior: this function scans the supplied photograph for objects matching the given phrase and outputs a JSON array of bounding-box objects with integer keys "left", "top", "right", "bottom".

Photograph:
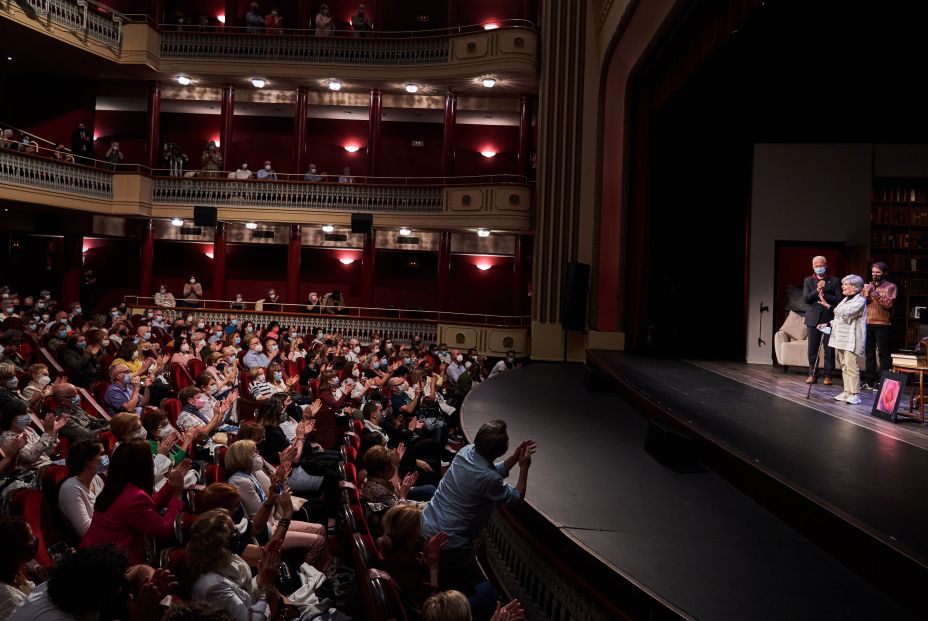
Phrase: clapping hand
[
  {"left": 517, "top": 441, "right": 537, "bottom": 469},
  {"left": 127, "top": 568, "right": 177, "bottom": 621},
  {"left": 308, "top": 399, "right": 323, "bottom": 417},
  {"left": 394, "top": 442, "right": 406, "bottom": 462},
  {"left": 491, "top": 599, "right": 525, "bottom": 621},
  {"left": 399, "top": 470, "right": 418, "bottom": 498},
  {"left": 44, "top": 412, "right": 68, "bottom": 435},
  {"left": 421, "top": 531, "right": 448, "bottom": 569},
  {"left": 256, "top": 538, "right": 284, "bottom": 592}
]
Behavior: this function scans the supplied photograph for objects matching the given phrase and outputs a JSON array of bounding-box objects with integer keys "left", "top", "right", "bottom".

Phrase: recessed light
[
  {"left": 339, "top": 258, "right": 355, "bottom": 265},
  {"left": 480, "top": 150, "right": 497, "bottom": 158},
  {"left": 176, "top": 75, "right": 192, "bottom": 86},
  {"left": 399, "top": 227, "right": 412, "bottom": 236},
  {"left": 322, "top": 224, "right": 334, "bottom": 233},
  {"left": 481, "top": 77, "right": 496, "bottom": 88},
  {"left": 217, "top": 15, "right": 226, "bottom": 24},
  {"left": 251, "top": 77, "right": 266, "bottom": 88},
  {"left": 344, "top": 145, "right": 360, "bottom": 153},
  {"left": 476, "top": 263, "right": 492, "bottom": 271},
  {"left": 6, "top": 56, "right": 12, "bottom": 61},
  {"left": 328, "top": 79, "right": 342, "bottom": 91},
  {"left": 170, "top": 218, "right": 184, "bottom": 227},
  {"left": 245, "top": 222, "right": 258, "bottom": 230},
  {"left": 405, "top": 83, "right": 419, "bottom": 93},
  {"left": 483, "top": 23, "right": 499, "bottom": 30},
  {"left": 477, "top": 228, "right": 491, "bottom": 237}
]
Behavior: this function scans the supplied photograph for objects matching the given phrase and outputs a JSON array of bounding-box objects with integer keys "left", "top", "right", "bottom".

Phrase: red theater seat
[
  {"left": 8, "top": 489, "right": 60, "bottom": 569},
  {"left": 161, "top": 398, "right": 182, "bottom": 426}
]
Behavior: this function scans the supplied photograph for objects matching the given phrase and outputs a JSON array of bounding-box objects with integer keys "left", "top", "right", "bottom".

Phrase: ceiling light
[
  {"left": 322, "top": 224, "right": 334, "bottom": 234},
  {"left": 480, "top": 150, "right": 497, "bottom": 158},
  {"left": 176, "top": 75, "right": 192, "bottom": 86},
  {"left": 328, "top": 79, "right": 342, "bottom": 91},
  {"left": 245, "top": 222, "right": 258, "bottom": 230},
  {"left": 477, "top": 228, "right": 491, "bottom": 238},
  {"left": 483, "top": 22, "right": 499, "bottom": 30},
  {"left": 476, "top": 263, "right": 492, "bottom": 271},
  {"left": 344, "top": 145, "right": 360, "bottom": 153},
  {"left": 6, "top": 56, "right": 12, "bottom": 61},
  {"left": 399, "top": 227, "right": 412, "bottom": 236},
  {"left": 481, "top": 77, "right": 496, "bottom": 88},
  {"left": 170, "top": 218, "right": 184, "bottom": 227},
  {"left": 217, "top": 15, "right": 226, "bottom": 24},
  {"left": 405, "top": 83, "right": 419, "bottom": 93},
  {"left": 251, "top": 78, "right": 266, "bottom": 88},
  {"left": 339, "top": 258, "right": 356, "bottom": 265}
]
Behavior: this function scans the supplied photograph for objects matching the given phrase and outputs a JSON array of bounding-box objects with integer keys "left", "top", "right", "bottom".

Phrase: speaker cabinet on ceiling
[
  {"left": 351, "top": 213, "right": 374, "bottom": 235},
  {"left": 561, "top": 261, "right": 590, "bottom": 332},
  {"left": 193, "top": 207, "right": 218, "bottom": 228}
]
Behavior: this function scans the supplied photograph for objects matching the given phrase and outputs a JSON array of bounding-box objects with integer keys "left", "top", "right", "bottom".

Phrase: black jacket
[{"left": 803, "top": 275, "right": 843, "bottom": 327}]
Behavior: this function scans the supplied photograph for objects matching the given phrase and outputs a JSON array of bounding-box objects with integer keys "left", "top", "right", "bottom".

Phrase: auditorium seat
[
  {"left": 98, "top": 354, "right": 114, "bottom": 379},
  {"left": 170, "top": 363, "right": 195, "bottom": 391},
  {"left": 92, "top": 380, "right": 110, "bottom": 406},
  {"left": 8, "top": 489, "right": 60, "bottom": 568},
  {"left": 161, "top": 398, "right": 182, "bottom": 426},
  {"left": 340, "top": 462, "right": 358, "bottom": 486},
  {"left": 204, "top": 464, "right": 226, "bottom": 484},
  {"left": 187, "top": 358, "right": 205, "bottom": 379},
  {"left": 368, "top": 569, "right": 409, "bottom": 621},
  {"left": 98, "top": 430, "right": 117, "bottom": 455},
  {"left": 214, "top": 445, "right": 228, "bottom": 468}
]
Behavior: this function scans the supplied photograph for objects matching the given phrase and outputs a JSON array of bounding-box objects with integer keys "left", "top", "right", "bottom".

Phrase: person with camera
[{"left": 104, "top": 141, "right": 123, "bottom": 170}]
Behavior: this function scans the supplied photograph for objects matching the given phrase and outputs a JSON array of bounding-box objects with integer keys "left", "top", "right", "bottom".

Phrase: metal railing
[
  {"left": 125, "top": 297, "right": 530, "bottom": 328},
  {"left": 3, "top": 0, "right": 125, "bottom": 48},
  {"left": 152, "top": 178, "right": 444, "bottom": 212},
  {"left": 0, "top": 147, "right": 113, "bottom": 199}
]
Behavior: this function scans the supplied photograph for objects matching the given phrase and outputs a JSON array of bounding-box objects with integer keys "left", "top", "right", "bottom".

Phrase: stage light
[
  {"left": 328, "top": 79, "right": 342, "bottom": 91},
  {"left": 481, "top": 77, "right": 496, "bottom": 88},
  {"left": 339, "top": 258, "right": 355, "bottom": 265},
  {"left": 344, "top": 145, "right": 360, "bottom": 153},
  {"left": 322, "top": 224, "right": 334, "bottom": 233},
  {"left": 480, "top": 150, "right": 496, "bottom": 158},
  {"left": 476, "top": 263, "right": 492, "bottom": 271},
  {"left": 176, "top": 75, "right": 192, "bottom": 86},
  {"left": 245, "top": 222, "right": 258, "bottom": 230},
  {"left": 483, "top": 22, "right": 499, "bottom": 30},
  {"left": 217, "top": 15, "right": 226, "bottom": 24},
  {"left": 477, "top": 228, "right": 491, "bottom": 237},
  {"left": 405, "top": 83, "right": 419, "bottom": 93},
  {"left": 399, "top": 227, "right": 412, "bottom": 236},
  {"left": 170, "top": 218, "right": 184, "bottom": 227},
  {"left": 251, "top": 77, "right": 266, "bottom": 88}
]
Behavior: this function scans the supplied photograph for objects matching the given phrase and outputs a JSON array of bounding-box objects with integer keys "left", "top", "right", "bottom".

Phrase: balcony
[{"left": 0, "top": 148, "right": 532, "bottom": 229}]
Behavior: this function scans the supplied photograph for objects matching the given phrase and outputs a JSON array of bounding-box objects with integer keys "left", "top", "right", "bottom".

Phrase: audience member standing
[
  {"left": 315, "top": 4, "right": 334, "bottom": 35},
  {"left": 201, "top": 141, "right": 223, "bottom": 177},
  {"left": 70, "top": 123, "right": 92, "bottom": 164},
  {"left": 264, "top": 7, "right": 283, "bottom": 33},
  {"left": 351, "top": 3, "right": 372, "bottom": 35},
  {"left": 245, "top": 2, "right": 265, "bottom": 33}
]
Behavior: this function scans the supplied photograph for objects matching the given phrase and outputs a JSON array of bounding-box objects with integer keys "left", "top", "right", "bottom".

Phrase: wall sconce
[
  {"left": 481, "top": 77, "right": 497, "bottom": 88},
  {"left": 322, "top": 224, "right": 334, "bottom": 233},
  {"left": 480, "top": 150, "right": 496, "bottom": 158},
  {"left": 483, "top": 22, "right": 499, "bottom": 30},
  {"left": 475, "top": 263, "right": 492, "bottom": 271},
  {"left": 251, "top": 77, "right": 267, "bottom": 88},
  {"left": 344, "top": 145, "right": 360, "bottom": 153},
  {"left": 205, "top": 252, "right": 215, "bottom": 259},
  {"left": 217, "top": 15, "right": 226, "bottom": 23},
  {"left": 170, "top": 218, "right": 184, "bottom": 227},
  {"left": 399, "top": 227, "right": 412, "bottom": 236},
  {"left": 176, "top": 75, "right": 192, "bottom": 86},
  {"left": 477, "top": 228, "right": 491, "bottom": 237},
  {"left": 328, "top": 79, "right": 342, "bottom": 91},
  {"left": 339, "top": 258, "right": 356, "bottom": 265}
]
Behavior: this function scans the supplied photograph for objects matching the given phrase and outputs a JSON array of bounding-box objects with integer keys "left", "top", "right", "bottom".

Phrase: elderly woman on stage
[{"left": 825, "top": 274, "right": 868, "bottom": 405}]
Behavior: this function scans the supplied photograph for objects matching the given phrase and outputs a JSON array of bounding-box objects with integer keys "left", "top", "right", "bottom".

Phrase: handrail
[
  {"left": 0, "top": 146, "right": 113, "bottom": 198},
  {"left": 156, "top": 20, "right": 537, "bottom": 38},
  {"left": 125, "top": 297, "right": 531, "bottom": 328}
]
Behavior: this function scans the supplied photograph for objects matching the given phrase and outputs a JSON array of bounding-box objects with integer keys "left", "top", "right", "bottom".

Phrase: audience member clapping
[
  {"left": 58, "top": 440, "right": 106, "bottom": 537},
  {"left": 0, "top": 400, "right": 66, "bottom": 474}
]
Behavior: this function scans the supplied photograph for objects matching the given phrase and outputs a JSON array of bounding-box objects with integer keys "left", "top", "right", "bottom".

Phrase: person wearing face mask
[
  {"left": 350, "top": 3, "right": 372, "bottom": 36},
  {"left": 860, "top": 262, "right": 897, "bottom": 391},
  {"left": 314, "top": 4, "right": 333, "bottom": 36},
  {"left": 446, "top": 351, "right": 468, "bottom": 385},
  {"left": 176, "top": 386, "right": 226, "bottom": 443},
  {"left": 112, "top": 340, "right": 154, "bottom": 379},
  {"left": 489, "top": 350, "right": 518, "bottom": 379},
  {"left": 256, "top": 160, "right": 278, "bottom": 181},
  {"left": 58, "top": 440, "right": 107, "bottom": 537},
  {"left": 103, "top": 363, "right": 152, "bottom": 416},
  {"left": 182, "top": 275, "right": 203, "bottom": 308},
  {"left": 344, "top": 338, "right": 362, "bottom": 363},
  {"left": 0, "top": 363, "right": 28, "bottom": 412},
  {"left": 304, "top": 162, "right": 323, "bottom": 181},
  {"left": 154, "top": 284, "right": 176, "bottom": 308},
  {"left": 319, "top": 370, "right": 350, "bottom": 411},
  {"left": 243, "top": 336, "right": 270, "bottom": 369},
  {"left": 232, "top": 161, "right": 252, "bottom": 180},
  {"left": 20, "top": 363, "right": 54, "bottom": 404},
  {"left": 247, "top": 367, "right": 277, "bottom": 402},
  {"left": 171, "top": 339, "right": 196, "bottom": 365},
  {"left": 803, "top": 256, "right": 843, "bottom": 385},
  {"left": 0, "top": 400, "right": 66, "bottom": 473},
  {"left": 388, "top": 376, "right": 448, "bottom": 446},
  {"left": 305, "top": 292, "right": 322, "bottom": 314},
  {"left": 0, "top": 301, "right": 18, "bottom": 322},
  {"left": 263, "top": 337, "right": 283, "bottom": 365},
  {"left": 0, "top": 518, "right": 38, "bottom": 618},
  {"left": 230, "top": 292, "right": 246, "bottom": 310},
  {"left": 60, "top": 333, "right": 102, "bottom": 390},
  {"left": 53, "top": 382, "right": 108, "bottom": 443}
]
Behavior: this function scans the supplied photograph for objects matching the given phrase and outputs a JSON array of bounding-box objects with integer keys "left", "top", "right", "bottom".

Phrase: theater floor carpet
[{"left": 460, "top": 361, "right": 917, "bottom": 620}]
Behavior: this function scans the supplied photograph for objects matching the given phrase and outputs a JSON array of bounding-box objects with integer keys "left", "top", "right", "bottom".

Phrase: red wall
[
  {"left": 152, "top": 241, "right": 215, "bottom": 298},
  {"left": 82, "top": 239, "right": 141, "bottom": 310},
  {"left": 457, "top": 0, "right": 525, "bottom": 26},
  {"left": 374, "top": 250, "right": 437, "bottom": 310},
  {"left": 298, "top": 248, "right": 363, "bottom": 304},
  {"left": 161, "top": 113, "right": 221, "bottom": 171},
  {"left": 454, "top": 125, "right": 519, "bottom": 176},
  {"left": 380, "top": 122, "right": 443, "bottom": 178},
  {"left": 93, "top": 110, "right": 147, "bottom": 165},
  {"left": 447, "top": 255, "right": 515, "bottom": 314},
  {"left": 1, "top": 77, "right": 96, "bottom": 151},
  {"left": 232, "top": 115, "right": 296, "bottom": 174},
  {"left": 306, "top": 118, "right": 368, "bottom": 177}
]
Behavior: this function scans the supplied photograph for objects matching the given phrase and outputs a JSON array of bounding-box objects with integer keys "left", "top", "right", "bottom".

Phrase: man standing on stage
[
  {"left": 860, "top": 261, "right": 897, "bottom": 390},
  {"left": 803, "top": 255, "right": 843, "bottom": 384}
]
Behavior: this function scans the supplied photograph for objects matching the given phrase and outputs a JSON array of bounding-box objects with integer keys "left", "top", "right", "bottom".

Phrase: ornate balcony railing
[
  {"left": 160, "top": 30, "right": 450, "bottom": 64},
  {"left": 5, "top": 0, "right": 125, "bottom": 48},
  {"left": 0, "top": 148, "right": 113, "bottom": 199},
  {"left": 152, "top": 178, "right": 444, "bottom": 212}
]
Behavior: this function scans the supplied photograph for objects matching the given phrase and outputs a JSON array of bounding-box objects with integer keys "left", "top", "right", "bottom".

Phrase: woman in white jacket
[{"left": 826, "top": 274, "right": 867, "bottom": 405}]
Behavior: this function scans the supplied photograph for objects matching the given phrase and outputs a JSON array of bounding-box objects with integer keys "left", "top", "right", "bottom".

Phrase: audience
[
  {"left": 201, "top": 140, "right": 223, "bottom": 176},
  {"left": 52, "top": 382, "right": 108, "bottom": 443},
  {"left": 264, "top": 7, "right": 283, "bottom": 32},
  {"left": 257, "top": 160, "right": 278, "bottom": 180},
  {"left": 0, "top": 518, "right": 35, "bottom": 619},
  {"left": 155, "top": 284, "right": 176, "bottom": 307}
]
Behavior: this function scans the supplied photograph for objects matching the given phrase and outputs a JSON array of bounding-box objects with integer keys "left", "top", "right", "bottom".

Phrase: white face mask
[
  {"left": 189, "top": 278, "right": 196, "bottom": 284},
  {"left": 180, "top": 344, "right": 190, "bottom": 353},
  {"left": 134, "top": 427, "right": 148, "bottom": 439},
  {"left": 456, "top": 354, "right": 464, "bottom": 362},
  {"left": 157, "top": 424, "right": 173, "bottom": 439},
  {"left": 37, "top": 375, "right": 52, "bottom": 387},
  {"left": 352, "top": 368, "right": 360, "bottom": 378},
  {"left": 253, "top": 344, "right": 263, "bottom": 353},
  {"left": 265, "top": 165, "right": 272, "bottom": 171}
]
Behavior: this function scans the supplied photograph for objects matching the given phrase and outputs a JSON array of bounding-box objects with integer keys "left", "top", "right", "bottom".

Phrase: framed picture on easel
[{"left": 871, "top": 372, "right": 908, "bottom": 423}]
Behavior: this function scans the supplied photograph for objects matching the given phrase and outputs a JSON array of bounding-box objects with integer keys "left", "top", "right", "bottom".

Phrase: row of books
[
  {"left": 899, "top": 278, "right": 928, "bottom": 296},
  {"left": 870, "top": 231, "right": 928, "bottom": 249},
  {"left": 871, "top": 205, "right": 928, "bottom": 226},
  {"left": 891, "top": 350, "right": 927, "bottom": 368},
  {"left": 873, "top": 186, "right": 928, "bottom": 202}
]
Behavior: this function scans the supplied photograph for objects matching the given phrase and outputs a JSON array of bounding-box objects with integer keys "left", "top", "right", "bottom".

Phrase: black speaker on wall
[
  {"left": 193, "top": 206, "right": 218, "bottom": 228},
  {"left": 351, "top": 213, "right": 374, "bottom": 235},
  {"left": 561, "top": 261, "right": 590, "bottom": 332}
]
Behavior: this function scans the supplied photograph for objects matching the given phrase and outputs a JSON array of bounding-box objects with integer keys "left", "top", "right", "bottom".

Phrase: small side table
[{"left": 891, "top": 366, "right": 926, "bottom": 425}]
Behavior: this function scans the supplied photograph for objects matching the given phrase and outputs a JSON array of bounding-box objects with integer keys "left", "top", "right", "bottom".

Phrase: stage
[{"left": 460, "top": 355, "right": 924, "bottom": 620}]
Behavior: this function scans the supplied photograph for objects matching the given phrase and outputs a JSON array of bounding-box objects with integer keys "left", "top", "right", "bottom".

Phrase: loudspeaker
[
  {"left": 560, "top": 261, "right": 590, "bottom": 331},
  {"left": 193, "top": 206, "right": 218, "bottom": 228},
  {"left": 351, "top": 213, "right": 373, "bottom": 235}
]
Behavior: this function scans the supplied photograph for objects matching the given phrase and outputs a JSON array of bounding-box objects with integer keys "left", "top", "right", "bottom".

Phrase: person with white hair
[
  {"left": 802, "top": 255, "right": 843, "bottom": 385},
  {"left": 826, "top": 274, "right": 868, "bottom": 405}
]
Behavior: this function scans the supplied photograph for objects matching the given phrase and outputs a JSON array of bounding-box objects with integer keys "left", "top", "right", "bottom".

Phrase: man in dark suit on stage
[{"left": 803, "top": 255, "right": 843, "bottom": 384}]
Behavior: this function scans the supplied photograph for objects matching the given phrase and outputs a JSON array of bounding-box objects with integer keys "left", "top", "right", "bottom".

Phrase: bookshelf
[{"left": 871, "top": 180, "right": 928, "bottom": 347}]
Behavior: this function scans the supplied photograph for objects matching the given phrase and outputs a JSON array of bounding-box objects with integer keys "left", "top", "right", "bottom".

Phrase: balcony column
[
  {"left": 212, "top": 222, "right": 227, "bottom": 300},
  {"left": 298, "top": 2, "right": 311, "bottom": 29},
  {"left": 149, "top": 0, "right": 164, "bottom": 24},
  {"left": 361, "top": 233, "right": 376, "bottom": 308},
  {"left": 286, "top": 225, "right": 301, "bottom": 304},
  {"left": 513, "top": 235, "right": 525, "bottom": 315},
  {"left": 518, "top": 95, "right": 532, "bottom": 178},
  {"left": 441, "top": 90, "right": 457, "bottom": 177},
  {"left": 220, "top": 84, "right": 235, "bottom": 171},
  {"left": 294, "top": 86, "right": 308, "bottom": 175},
  {"left": 436, "top": 232, "right": 451, "bottom": 311},
  {"left": 61, "top": 234, "right": 83, "bottom": 306},
  {"left": 447, "top": 0, "right": 458, "bottom": 29},
  {"left": 139, "top": 220, "right": 154, "bottom": 297},
  {"left": 224, "top": 0, "right": 237, "bottom": 27},
  {"left": 146, "top": 80, "right": 161, "bottom": 169},
  {"left": 367, "top": 88, "right": 383, "bottom": 177}
]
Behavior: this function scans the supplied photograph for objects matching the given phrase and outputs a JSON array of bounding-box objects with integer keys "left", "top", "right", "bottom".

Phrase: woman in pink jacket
[{"left": 81, "top": 439, "right": 189, "bottom": 565}]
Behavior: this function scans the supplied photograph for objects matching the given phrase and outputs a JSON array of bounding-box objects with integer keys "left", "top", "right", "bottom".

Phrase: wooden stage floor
[{"left": 460, "top": 358, "right": 923, "bottom": 620}]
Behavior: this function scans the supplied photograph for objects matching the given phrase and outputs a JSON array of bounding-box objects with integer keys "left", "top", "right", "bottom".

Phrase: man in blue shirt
[
  {"left": 104, "top": 363, "right": 151, "bottom": 415},
  {"left": 243, "top": 336, "right": 270, "bottom": 369},
  {"left": 422, "top": 419, "right": 536, "bottom": 593}
]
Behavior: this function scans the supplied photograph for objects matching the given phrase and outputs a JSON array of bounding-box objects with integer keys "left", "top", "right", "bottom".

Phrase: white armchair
[{"left": 774, "top": 310, "right": 822, "bottom": 372}]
